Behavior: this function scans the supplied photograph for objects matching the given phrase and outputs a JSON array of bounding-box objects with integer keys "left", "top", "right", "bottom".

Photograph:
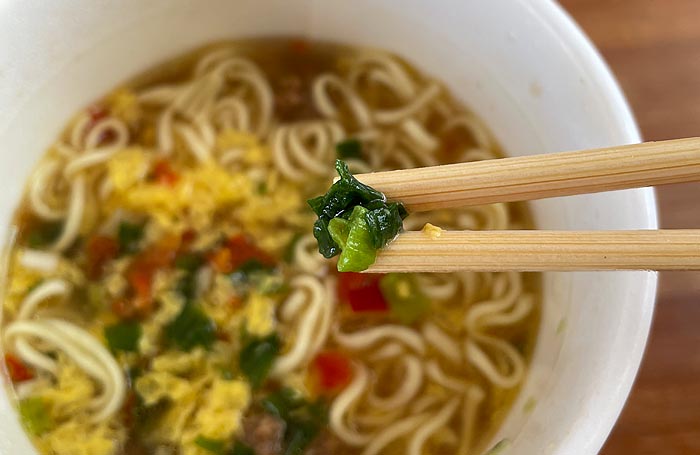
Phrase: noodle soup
[{"left": 1, "top": 39, "right": 539, "bottom": 455}]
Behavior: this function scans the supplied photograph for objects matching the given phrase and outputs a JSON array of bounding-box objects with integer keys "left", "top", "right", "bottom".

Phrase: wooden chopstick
[
  {"left": 367, "top": 229, "right": 700, "bottom": 272},
  {"left": 355, "top": 137, "right": 700, "bottom": 212}
]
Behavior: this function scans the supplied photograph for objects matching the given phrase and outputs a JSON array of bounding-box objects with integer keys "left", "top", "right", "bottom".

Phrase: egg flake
[
  {"left": 39, "top": 356, "right": 96, "bottom": 420},
  {"left": 108, "top": 156, "right": 251, "bottom": 230},
  {"left": 243, "top": 292, "right": 277, "bottom": 337},
  {"left": 152, "top": 348, "right": 207, "bottom": 376},
  {"left": 40, "top": 418, "right": 125, "bottom": 455},
  {"left": 421, "top": 222, "right": 443, "bottom": 239},
  {"left": 105, "top": 88, "right": 141, "bottom": 128},
  {"left": 135, "top": 371, "right": 193, "bottom": 406},
  {"left": 184, "top": 379, "right": 251, "bottom": 443},
  {"left": 107, "top": 148, "right": 150, "bottom": 192}
]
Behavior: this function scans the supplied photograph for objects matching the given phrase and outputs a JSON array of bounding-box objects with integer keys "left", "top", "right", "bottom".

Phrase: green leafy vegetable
[
  {"left": 261, "top": 388, "right": 328, "bottom": 455},
  {"left": 194, "top": 435, "right": 226, "bottom": 454},
  {"left": 230, "top": 441, "right": 256, "bottom": 455},
  {"left": 379, "top": 273, "right": 430, "bottom": 324},
  {"left": 239, "top": 333, "right": 281, "bottom": 388},
  {"left": 262, "top": 388, "right": 305, "bottom": 418},
  {"left": 335, "top": 139, "right": 363, "bottom": 160},
  {"left": 175, "top": 252, "right": 204, "bottom": 272},
  {"left": 165, "top": 303, "right": 216, "bottom": 351},
  {"left": 308, "top": 160, "right": 407, "bottom": 271},
  {"left": 176, "top": 270, "right": 199, "bottom": 301},
  {"left": 105, "top": 321, "right": 142, "bottom": 352},
  {"left": 117, "top": 221, "right": 144, "bottom": 255},
  {"left": 19, "top": 397, "right": 53, "bottom": 436},
  {"left": 26, "top": 222, "right": 63, "bottom": 248}
]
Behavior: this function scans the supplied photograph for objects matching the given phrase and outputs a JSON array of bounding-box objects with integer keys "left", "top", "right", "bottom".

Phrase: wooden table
[{"left": 560, "top": 1, "right": 700, "bottom": 453}]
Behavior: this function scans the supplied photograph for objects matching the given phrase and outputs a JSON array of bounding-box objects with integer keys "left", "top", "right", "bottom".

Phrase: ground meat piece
[
  {"left": 242, "top": 413, "right": 286, "bottom": 455},
  {"left": 274, "top": 74, "right": 315, "bottom": 120},
  {"left": 304, "top": 430, "right": 346, "bottom": 455}
]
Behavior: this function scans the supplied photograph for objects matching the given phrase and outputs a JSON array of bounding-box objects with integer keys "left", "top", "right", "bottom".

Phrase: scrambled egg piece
[
  {"left": 109, "top": 151, "right": 251, "bottom": 230},
  {"left": 236, "top": 178, "right": 306, "bottom": 254},
  {"left": 41, "top": 419, "right": 125, "bottom": 455},
  {"left": 105, "top": 88, "right": 141, "bottom": 128},
  {"left": 202, "top": 275, "right": 239, "bottom": 330},
  {"left": 243, "top": 292, "right": 277, "bottom": 337},
  {"left": 142, "top": 381, "right": 202, "bottom": 447},
  {"left": 135, "top": 371, "right": 193, "bottom": 406},
  {"left": 183, "top": 379, "right": 251, "bottom": 448},
  {"left": 108, "top": 148, "right": 150, "bottom": 192},
  {"left": 3, "top": 261, "right": 42, "bottom": 316},
  {"left": 152, "top": 349, "right": 207, "bottom": 376},
  {"left": 32, "top": 357, "right": 125, "bottom": 455},
  {"left": 138, "top": 369, "right": 250, "bottom": 453},
  {"left": 40, "top": 357, "right": 95, "bottom": 420},
  {"left": 421, "top": 222, "right": 443, "bottom": 239}
]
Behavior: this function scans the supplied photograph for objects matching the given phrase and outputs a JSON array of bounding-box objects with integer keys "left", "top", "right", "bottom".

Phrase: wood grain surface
[{"left": 559, "top": 1, "right": 700, "bottom": 453}]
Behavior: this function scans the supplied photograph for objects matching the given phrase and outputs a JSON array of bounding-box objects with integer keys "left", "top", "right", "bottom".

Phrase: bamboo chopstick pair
[{"left": 356, "top": 137, "right": 700, "bottom": 272}]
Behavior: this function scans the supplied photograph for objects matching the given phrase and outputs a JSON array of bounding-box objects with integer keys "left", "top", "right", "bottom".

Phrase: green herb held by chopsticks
[{"left": 308, "top": 158, "right": 407, "bottom": 272}]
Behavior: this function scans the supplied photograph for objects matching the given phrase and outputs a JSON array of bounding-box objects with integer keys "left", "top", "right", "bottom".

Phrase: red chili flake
[
  {"left": 312, "top": 351, "right": 353, "bottom": 393},
  {"left": 85, "top": 235, "right": 120, "bottom": 280},
  {"left": 4, "top": 354, "right": 34, "bottom": 382},
  {"left": 337, "top": 272, "right": 389, "bottom": 313},
  {"left": 151, "top": 159, "right": 180, "bottom": 186}
]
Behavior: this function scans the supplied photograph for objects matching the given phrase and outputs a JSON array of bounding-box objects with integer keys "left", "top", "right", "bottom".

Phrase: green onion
[
  {"left": 105, "top": 321, "right": 142, "bottom": 352},
  {"left": 194, "top": 435, "right": 226, "bottom": 454},
  {"left": 165, "top": 303, "right": 216, "bottom": 351},
  {"left": 327, "top": 218, "right": 350, "bottom": 250},
  {"left": 379, "top": 274, "right": 430, "bottom": 324},
  {"left": 335, "top": 206, "right": 376, "bottom": 272},
  {"left": 230, "top": 441, "right": 255, "bottom": 455},
  {"left": 26, "top": 222, "right": 62, "bottom": 248},
  {"left": 335, "top": 139, "right": 363, "bottom": 160},
  {"left": 117, "top": 221, "right": 144, "bottom": 255},
  {"left": 18, "top": 397, "right": 53, "bottom": 436},
  {"left": 239, "top": 333, "right": 280, "bottom": 388}
]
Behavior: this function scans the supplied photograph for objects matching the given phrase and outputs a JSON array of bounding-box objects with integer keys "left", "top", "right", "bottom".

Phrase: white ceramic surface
[{"left": 0, "top": 1, "right": 656, "bottom": 454}]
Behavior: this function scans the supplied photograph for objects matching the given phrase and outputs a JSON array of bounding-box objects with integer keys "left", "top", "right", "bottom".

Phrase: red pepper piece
[{"left": 337, "top": 272, "right": 389, "bottom": 313}]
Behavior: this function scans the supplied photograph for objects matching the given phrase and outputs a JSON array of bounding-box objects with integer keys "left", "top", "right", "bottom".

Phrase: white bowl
[{"left": 0, "top": 1, "right": 656, "bottom": 454}]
